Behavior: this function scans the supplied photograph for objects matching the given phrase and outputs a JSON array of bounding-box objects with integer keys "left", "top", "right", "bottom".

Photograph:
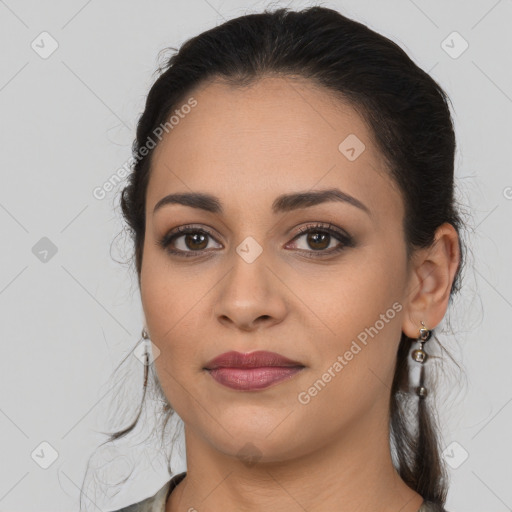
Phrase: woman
[{"left": 85, "top": 5, "right": 465, "bottom": 512}]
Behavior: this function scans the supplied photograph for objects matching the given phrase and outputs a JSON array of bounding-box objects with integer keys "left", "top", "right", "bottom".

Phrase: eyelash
[{"left": 157, "top": 222, "right": 354, "bottom": 259}]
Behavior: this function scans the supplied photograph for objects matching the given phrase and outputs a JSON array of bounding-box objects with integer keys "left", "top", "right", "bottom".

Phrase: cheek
[
  {"left": 309, "top": 252, "right": 405, "bottom": 379},
  {"left": 303, "top": 250, "right": 403, "bottom": 332},
  {"left": 141, "top": 246, "right": 201, "bottom": 335},
  {"left": 148, "top": 310, "right": 205, "bottom": 417}
]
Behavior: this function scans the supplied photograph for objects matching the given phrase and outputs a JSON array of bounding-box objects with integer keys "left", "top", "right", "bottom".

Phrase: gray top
[{"left": 109, "top": 472, "right": 449, "bottom": 512}]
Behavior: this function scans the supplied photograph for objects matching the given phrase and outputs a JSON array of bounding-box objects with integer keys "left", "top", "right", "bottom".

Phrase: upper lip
[{"left": 204, "top": 351, "right": 305, "bottom": 370}]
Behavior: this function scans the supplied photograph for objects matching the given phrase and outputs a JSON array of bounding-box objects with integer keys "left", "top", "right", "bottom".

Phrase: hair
[{"left": 80, "top": 5, "right": 468, "bottom": 510}]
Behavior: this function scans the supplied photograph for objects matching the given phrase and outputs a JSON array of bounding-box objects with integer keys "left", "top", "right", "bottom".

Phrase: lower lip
[{"left": 205, "top": 366, "right": 304, "bottom": 391}]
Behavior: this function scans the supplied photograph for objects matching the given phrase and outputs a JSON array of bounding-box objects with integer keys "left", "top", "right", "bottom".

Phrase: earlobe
[{"left": 401, "top": 222, "right": 460, "bottom": 338}]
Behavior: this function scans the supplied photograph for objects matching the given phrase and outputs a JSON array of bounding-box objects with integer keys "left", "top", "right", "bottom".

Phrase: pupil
[
  {"left": 309, "top": 232, "right": 329, "bottom": 250},
  {"left": 187, "top": 233, "right": 207, "bottom": 250}
]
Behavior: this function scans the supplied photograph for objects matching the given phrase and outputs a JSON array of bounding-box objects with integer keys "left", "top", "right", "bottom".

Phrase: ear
[{"left": 402, "top": 222, "right": 461, "bottom": 338}]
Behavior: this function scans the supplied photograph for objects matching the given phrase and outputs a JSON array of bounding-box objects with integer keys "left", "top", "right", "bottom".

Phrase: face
[{"left": 140, "top": 76, "right": 412, "bottom": 463}]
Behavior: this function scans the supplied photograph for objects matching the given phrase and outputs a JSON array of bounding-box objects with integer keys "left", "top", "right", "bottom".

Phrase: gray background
[{"left": 1, "top": 0, "right": 511, "bottom": 511}]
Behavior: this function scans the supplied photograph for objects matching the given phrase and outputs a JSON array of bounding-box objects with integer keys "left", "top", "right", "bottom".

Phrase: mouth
[
  {"left": 205, "top": 366, "right": 305, "bottom": 391},
  {"left": 203, "top": 350, "right": 305, "bottom": 370},
  {"left": 203, "top": 351, "right": 305, "bottom": 391}
]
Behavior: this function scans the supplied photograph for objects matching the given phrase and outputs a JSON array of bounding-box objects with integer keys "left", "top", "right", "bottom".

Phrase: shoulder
[
  {"left": 107, "top": 480, "right": 170, "bottom": 512},
  {"left": 107, "top": 472, "right": 187, "bottom": 512}
]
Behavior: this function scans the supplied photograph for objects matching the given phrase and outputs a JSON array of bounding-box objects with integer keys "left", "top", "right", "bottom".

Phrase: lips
[
  {"left": 204, "top": 350, "right": 304, "bottom": 370},
  {"left": 203, "top": 351, "right": 305, "bottom": 391}
]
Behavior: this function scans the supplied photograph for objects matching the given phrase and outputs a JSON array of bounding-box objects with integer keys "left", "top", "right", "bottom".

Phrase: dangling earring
[
  {"left": 411, "top": 320, "right": 432, "bottom": 399},
  {"left": 141, "top": 327, "right": 150, "bottom": 388}
]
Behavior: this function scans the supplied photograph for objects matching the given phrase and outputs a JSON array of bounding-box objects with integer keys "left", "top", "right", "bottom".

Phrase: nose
[{"left": 213, "top": 256, "right": 288, "bottom": 332}]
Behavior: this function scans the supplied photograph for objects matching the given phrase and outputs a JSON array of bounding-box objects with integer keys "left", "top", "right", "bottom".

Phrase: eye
[
  {"left": 286, "top": 222, "right": 354, "bottom": 257},
  {"left": 157, "top": 225, "right": 222, "bottom": 258},
  {"left": 157, "top": 222, "right": 354, "bottom": 258}
]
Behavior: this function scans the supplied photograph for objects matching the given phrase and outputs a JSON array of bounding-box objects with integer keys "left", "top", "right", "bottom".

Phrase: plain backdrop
[{"left": 1, "top": 0, "right": 511, "bottom": 511}]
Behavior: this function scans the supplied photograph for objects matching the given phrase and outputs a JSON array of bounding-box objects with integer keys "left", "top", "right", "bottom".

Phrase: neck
[{"left": 166, "top": 410, "right": 424, "bottom": 512}]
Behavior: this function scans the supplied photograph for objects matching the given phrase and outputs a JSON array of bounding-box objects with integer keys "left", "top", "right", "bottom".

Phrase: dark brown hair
[{"left": 80, "top": 6, "right": 467, "bottom": 510}]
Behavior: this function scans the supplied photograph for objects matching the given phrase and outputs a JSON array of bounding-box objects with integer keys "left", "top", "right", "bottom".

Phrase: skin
[{"left": 139, "top": 76, "right": 460, "bottom": 512}]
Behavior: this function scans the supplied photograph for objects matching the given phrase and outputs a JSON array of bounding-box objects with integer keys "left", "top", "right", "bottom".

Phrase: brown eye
[
  {"left": 304, "top": 231, "right": 331, "bottom": 250},
  {"left": 158, "top": 226, "right": 222, "bottom": 258},
  {"left": 158, "top": 222, "right": 354, "bottom": 259},
  {"left": 287, "top": 223, "right": 354, "bottom": 257},
  {"left": 182, "top": 232, "right": 208, "bottom": 250}
]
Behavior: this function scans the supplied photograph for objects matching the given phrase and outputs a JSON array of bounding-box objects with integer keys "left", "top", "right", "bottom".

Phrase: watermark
[
  {"left": 441, "top": 31, "right": 469, "bottom": 59},
  {"left": 338, "top": 133, "right": 366, "bottom": 161},
  {"left": 31, "top": 31, "right": 59, "bottom": 59},
  {"left": 442, "top": 441, "right": 469, "bottom": 469},
  {"left": 237, "top": 441, "right": 263, "bottom": 467},
  {"left": 32, "top": 236, "right": 58, "bottom": 263},
  {"left": 297, "top": 301, "right": 403, "bottom": 405},
  {"left": 236, "top": 236, "right": 263, "bottom": 263},
  {"left": 31, "top": 441, "right": 59, "bottom": 469},
  {"left": 92, "top": 96, "right": 198, "bottom": 200}
]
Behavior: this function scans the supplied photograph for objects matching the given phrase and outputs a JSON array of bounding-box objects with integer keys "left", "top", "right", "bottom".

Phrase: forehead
[{"left": 147, "top": 76, "right": 402, "bottom": 222}]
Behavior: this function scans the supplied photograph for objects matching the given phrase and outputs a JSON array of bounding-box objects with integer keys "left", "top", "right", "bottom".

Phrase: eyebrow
[{"left": 153, "top": 188, "right": 371, "bottom": 217}]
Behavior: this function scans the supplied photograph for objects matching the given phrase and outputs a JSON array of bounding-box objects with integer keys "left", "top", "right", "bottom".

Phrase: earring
[
  {"left": 411, "top": 320, "right": 432, "bottom": 399},
  {"left": 141, "top": 327, "right": 150, "bottom": 387}
]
